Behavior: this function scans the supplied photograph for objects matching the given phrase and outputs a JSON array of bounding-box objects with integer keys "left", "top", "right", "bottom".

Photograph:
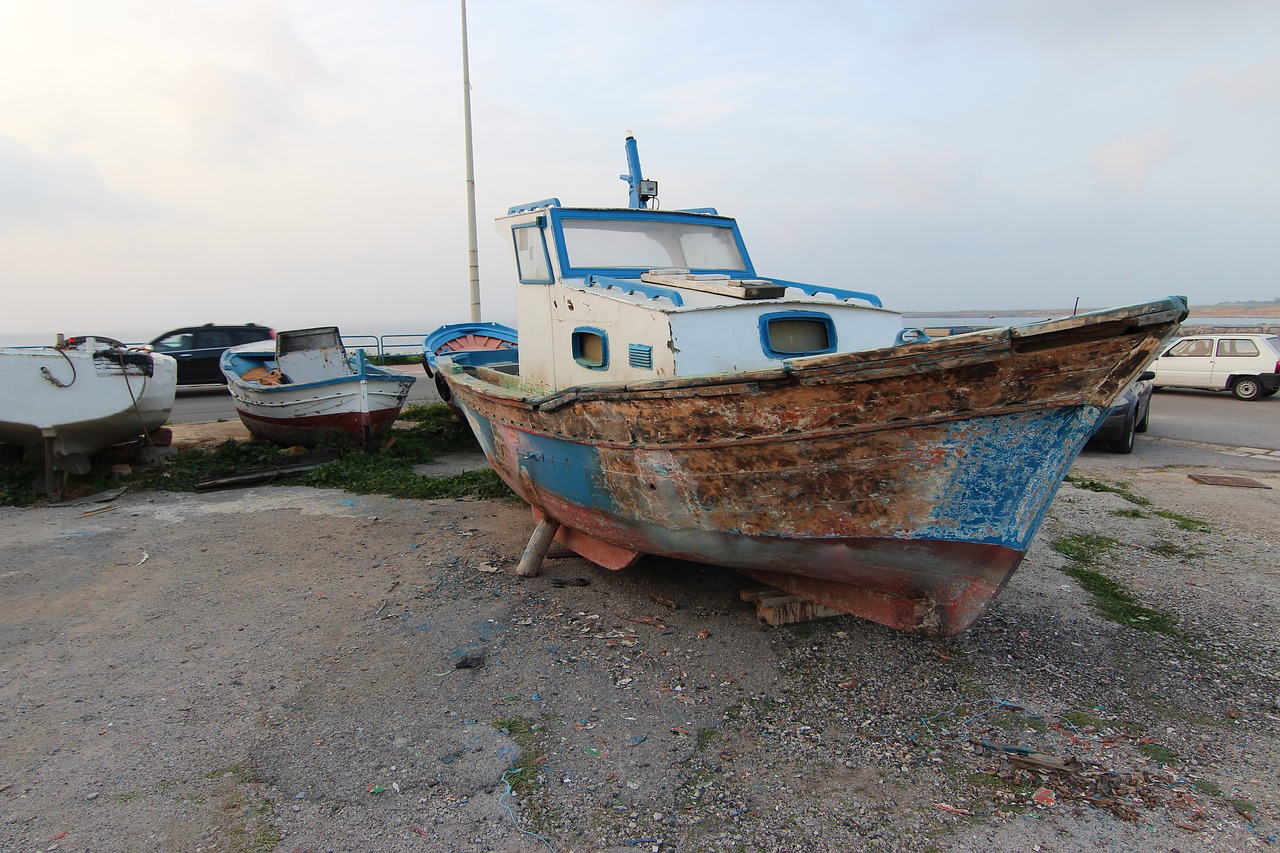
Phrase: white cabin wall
[
  {"left": 546, "top": 284, "right": 676, "bottom": 388},
  {"left": 668, "top": 304, "right": 905, "bottom": 375},
  {"left": 515, "top": 282, "right": 558, "bottom": 390}
]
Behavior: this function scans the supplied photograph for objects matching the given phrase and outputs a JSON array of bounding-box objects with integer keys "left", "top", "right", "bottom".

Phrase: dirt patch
[
  {"left": 1, "top": 460, "right": 1277, "bottom": 851},
  {"left": 168, "top": 419, "right": 255, "bottom": 450}
]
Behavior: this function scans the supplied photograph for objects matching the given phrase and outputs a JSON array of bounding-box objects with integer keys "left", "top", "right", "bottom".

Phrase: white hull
[{"left": 0, "top": 341, "right": 177, "bottom": 459}]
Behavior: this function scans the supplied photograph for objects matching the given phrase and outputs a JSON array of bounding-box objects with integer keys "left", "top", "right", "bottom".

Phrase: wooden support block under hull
[{"left": 739, "top": 587, "right": 845, "bottom": 627}]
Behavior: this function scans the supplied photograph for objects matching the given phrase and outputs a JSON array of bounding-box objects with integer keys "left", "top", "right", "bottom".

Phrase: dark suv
[{"left": 148, "top": 323, "right": 275, "bottom": 385}]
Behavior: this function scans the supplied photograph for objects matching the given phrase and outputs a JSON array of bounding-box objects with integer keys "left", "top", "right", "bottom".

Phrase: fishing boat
[
  {"left": 220, "top": 327, "right": 415, "bottom": 448},
  {"left": 0, "top": 335, "right": 178, "bottom": 498},
  {"left": 423, "top": 322, "right": 518, "bottom": 371},
  {"left": 422, "top": 321, "right": 517, "bottom": 403},
  {"left": 431, "top": 136, "right": 1188, "bottom": 636}
]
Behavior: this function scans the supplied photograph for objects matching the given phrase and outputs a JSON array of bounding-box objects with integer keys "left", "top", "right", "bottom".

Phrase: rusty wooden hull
[{"left": 438, "top": 297, "right": 1187, "bottom": 635}]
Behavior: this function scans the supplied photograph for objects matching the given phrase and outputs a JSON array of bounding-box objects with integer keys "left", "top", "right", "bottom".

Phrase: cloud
[
  {"left": 166, "top": 4, "right": 329, "bottom": 165},
  {"left": 0, "top": 134, "right": 161, "bottom": 229},
  {"left": 861, "top": 147, "right": 980, "bottom": 213},
  {"left": 1181, "top": 52, "right": 1280, "bottom": 109},
  {"left": 1089, "top": 131, "right": 1174, "bottom": 195},
  {"left": 649, "top": 71, "right": 781, "bottom": 128},
  {"left": 171, "top": 61, "right": 307, "bottom": 163}
]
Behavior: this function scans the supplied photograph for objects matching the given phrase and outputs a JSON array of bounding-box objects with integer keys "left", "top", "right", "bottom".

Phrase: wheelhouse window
[
  {"left": 560, "top": 217, "right": 746, "bottom": 273},
  {"left": 572, "top": 327, "right": 609, "bottom": 370},
  {"left": 759, "top": 312, "right": 836, "bottom": 358},
  {"left": 512, "top": 223, "right": 553, "bottom": 283}
]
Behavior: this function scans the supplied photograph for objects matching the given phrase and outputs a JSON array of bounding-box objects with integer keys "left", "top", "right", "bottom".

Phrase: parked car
[
  {"left": 148, "top": 324, "right": 275, "bottom": 385},
  {"left": 1148, "top": 333, "right": 1280, "bottom": 400},
  {"left": 1089, "top": 371, "right": 1154, "bottom": 454}
]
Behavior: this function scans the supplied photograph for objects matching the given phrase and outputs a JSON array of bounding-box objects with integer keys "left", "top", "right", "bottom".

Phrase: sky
[{"left": 2, "top": 0, "right": 1279, "bottom": 340}]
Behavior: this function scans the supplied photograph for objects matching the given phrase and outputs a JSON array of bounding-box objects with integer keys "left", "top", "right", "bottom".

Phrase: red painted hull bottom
[
  {"left": 236, "top": 407, "right": 400, "bottom": 448},
  {"left": 533, "top": 508, "right": 1022, "bottom": 637}
]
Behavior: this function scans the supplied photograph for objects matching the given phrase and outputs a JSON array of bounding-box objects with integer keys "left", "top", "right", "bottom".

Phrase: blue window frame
[
  {"left": 759, "top": 311, "right": 837, "bottom": 358},
  {"left": 511, "top": 221, "right": 553, "bottom": 284},
  {"left": 572, "top": 326, "right": 609, "bottom": 370},
  {"left": 549, "top": 208, "right": 756, "bottom": 280}
]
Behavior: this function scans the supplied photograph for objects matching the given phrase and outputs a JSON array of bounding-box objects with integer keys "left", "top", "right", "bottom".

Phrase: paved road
[{"left": 1078, "top": 387, "right": 1280, "bottom": 471}]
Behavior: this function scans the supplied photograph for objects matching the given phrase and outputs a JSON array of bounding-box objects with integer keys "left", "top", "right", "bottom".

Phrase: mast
[
  {"left": 461, "top": 0, "right": 481, "bottom": 321},
  {"left": 621, "top": 132, "right": 657, "bottom": 209}
]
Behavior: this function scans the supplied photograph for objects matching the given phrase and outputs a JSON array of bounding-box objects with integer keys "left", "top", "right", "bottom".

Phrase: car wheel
[
  {"left": 1110, "top": 411, "right": 1136, "bottom": 454},
  {"left": 1135, "top": 402, "right": 1150, "bottom": 433},
  {"left": 1231, "top": 376, "right": 1263, "bottom": 401}
]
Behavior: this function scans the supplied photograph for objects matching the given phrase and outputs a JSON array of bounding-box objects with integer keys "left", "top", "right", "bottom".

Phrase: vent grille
[{"left": 628, "top": 344, "right": 653, "bottom": 370}]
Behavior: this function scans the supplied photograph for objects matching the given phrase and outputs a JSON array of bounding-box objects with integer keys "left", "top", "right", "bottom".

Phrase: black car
[
  {"left": 1088, "top": 370, "right": 1155, "bottom": 454},
  {"left": 148, "top": 324, "right": 275, "bottom": 385}
]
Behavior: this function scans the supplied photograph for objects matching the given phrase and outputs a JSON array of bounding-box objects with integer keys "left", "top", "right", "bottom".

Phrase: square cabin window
[
  {"left": 512, "top": 224, "right": 553, "bottom": 283},
  {"left": 572, "top": 327, "right": 608, "bottom": 370},
  {"left": 760, "top": 312, "right": 836, "bottom": 358}
]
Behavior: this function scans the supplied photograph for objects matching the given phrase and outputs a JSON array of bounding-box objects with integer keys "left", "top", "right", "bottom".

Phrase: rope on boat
[{"left": 40, "top": 349, "right": 77, "bottom": 387}]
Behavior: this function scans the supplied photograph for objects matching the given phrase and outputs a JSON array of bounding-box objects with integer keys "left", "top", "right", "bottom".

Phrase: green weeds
[
  {"left": 492, "top": 717, "right": 545, "bottom": 795},
  {"left": 1152, "top": 509, "right": 1212, "bottom": 532},
  {"left": 1064, "top": 476, "right": 1151, "bottom": 506},
  {"left": 1050, "top": 535, "right": 1182, "bottom": 635},
  {"left": 0, "top": 403, "right": 512, "bottom": 506}
]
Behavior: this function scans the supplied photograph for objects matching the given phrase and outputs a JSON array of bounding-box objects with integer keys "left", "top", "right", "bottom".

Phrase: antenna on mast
[{"left": 461, "top": 0, "right": 481, "bottom": 321}]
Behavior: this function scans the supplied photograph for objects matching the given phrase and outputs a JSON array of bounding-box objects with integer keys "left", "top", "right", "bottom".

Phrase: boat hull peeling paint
[{"left": 438, "top": 298, "right": 1187, "bottom": 635}]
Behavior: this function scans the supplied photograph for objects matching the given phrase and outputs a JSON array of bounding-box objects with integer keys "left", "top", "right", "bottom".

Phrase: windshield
[{"left": 560, "top": 217, "right": 746, "bottom": 272}]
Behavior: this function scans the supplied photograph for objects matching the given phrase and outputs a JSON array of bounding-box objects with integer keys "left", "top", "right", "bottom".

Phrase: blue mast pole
[{"left": 621, "top": 133, "right": 644, "bottom": 209}]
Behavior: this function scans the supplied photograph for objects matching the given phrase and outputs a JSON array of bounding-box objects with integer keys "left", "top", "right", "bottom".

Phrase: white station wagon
[{"left": 1149, "top": 333, "right": 1280, "bottom": 400}]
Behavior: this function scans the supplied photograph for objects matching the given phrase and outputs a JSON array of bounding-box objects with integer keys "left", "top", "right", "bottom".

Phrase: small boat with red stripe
[{"left": 221, "top": 326, "right": 415, "bottom": 448}]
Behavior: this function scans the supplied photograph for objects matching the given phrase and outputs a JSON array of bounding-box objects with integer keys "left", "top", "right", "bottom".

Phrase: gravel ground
[{"left": 1, "top": 450, "right": 1278, "bottom": 852}]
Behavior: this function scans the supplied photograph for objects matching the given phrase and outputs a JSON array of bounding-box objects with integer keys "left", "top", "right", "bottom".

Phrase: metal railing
[{"left": 339, "top": 334, "right": 428, "bottom": 360}]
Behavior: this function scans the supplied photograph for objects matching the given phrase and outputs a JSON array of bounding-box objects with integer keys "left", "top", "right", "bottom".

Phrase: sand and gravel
[{"left": 1, "top": 445, "right": 1278, "bottom": 852}]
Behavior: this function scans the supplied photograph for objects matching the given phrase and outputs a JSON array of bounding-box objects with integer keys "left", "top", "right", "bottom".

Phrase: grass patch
[
  {"left": 1152, "top": 510, "right": 1212, "bottom": 532},
  {"left": 1059, "top": 710, "right": 1107, "bottom": 731},
  {"left": 1227, "top": 797, "right": 1257, "bottom": 817},
  {"left": 0, "top": 453, "right": 41, "bottom": 507},
  {"left": 1138, "top": 743, "right": 1179, "bottom": 765},
  {"left": 1064, "top": 476, "right": 1151, "bottom": 506},
  {"left": 110, "top": 791, "right": 144, "bottom": 803},
  {"left": 366, "top": 354, "right": 421, "bottom": 367},
  {"left": 1060, "top": 563, "right": 1182, "bottom": 635},
  {"left": 1190, "top": 778, "right": 1223, "bottom": 797},
  {"left": 1050, "top": 535, "right": 1182, "bottom": 635},
  {"left": 1109, "top": 508, "right": 1148, "bottom": 520},
  {"left": 1, "top": 403, "right": 514, "bottom": 506},
  {"left": 1049, "top": 534, "right": 1116, "bottom": 566},
  {"left": 492, "top": 717, "right": 545, "bottom": 795},
  {"left": 1148, "top": 540, "right": 1201, "bottom": 559}
]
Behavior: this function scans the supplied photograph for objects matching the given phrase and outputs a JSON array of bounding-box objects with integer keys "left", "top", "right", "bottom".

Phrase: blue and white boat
[
  {"left": 221, "top": 327, "right": 415, "bottom": 448},
  {"left": 431, "top": 136, "right": 1187, "bottom": 635}
]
